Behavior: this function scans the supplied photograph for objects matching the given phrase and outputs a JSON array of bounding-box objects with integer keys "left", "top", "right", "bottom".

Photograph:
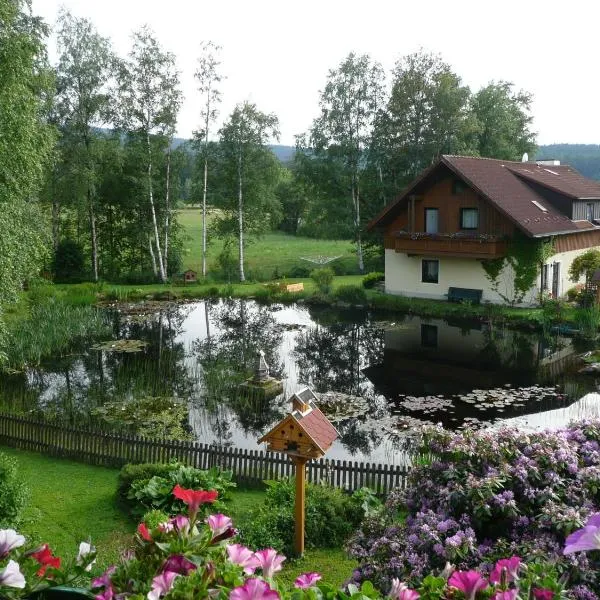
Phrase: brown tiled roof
[
  {"left": 295, "top": 405, "right": 338, "bottom": 453},
  {"left": 368, "top": 155, "right": 600, "bottom": 238}
]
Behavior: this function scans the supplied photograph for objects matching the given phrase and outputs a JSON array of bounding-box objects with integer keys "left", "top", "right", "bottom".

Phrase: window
[
  {"left": 460, "top": 208, "right": 479, "bottom": 230},
  {"left": 587, "top": 203, "right": 595, "bottom": 222},
  {"left": 452, "top": 180, "right": 466, "bottom": 195},
  {"left": 421, "top": 324, "right": 438, "bottom": 348},
  {"left": 422, "top": 259, "right": 439, "bottom": 283},
  {"left": 425, "top": 208, "right": 439, "bottom": 233}
]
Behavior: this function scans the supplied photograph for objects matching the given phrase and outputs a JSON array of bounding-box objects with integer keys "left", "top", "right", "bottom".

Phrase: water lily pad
[{"left": 91, "top": 339, "right": 149, "bottom": 353}]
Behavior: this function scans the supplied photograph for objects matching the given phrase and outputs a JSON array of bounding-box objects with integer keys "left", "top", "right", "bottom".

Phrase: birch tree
[
  {"left": 194, "top": 41, "right": 223, "bottom": 277},
  {"left": 55, "top": 9, "right": 115, "bottom": 281},
  {"left": 216, "top": 102, "right": 280, "bottom": 282},
  {"left": 116, "top": 26, "right": 181, "bottom": 282},
  {"left": 310, "top": 53, "right": 384, "bottom": 272}
]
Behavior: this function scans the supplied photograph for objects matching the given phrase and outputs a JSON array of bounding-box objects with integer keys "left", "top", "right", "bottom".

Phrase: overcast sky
[{"left": 31, "top": 0, "right": 600, "bottom": 147}]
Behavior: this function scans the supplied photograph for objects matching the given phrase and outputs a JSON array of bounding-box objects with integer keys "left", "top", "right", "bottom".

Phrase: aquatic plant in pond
[{"left": 348, "top": 420, "right": 600, "bottom": 591}]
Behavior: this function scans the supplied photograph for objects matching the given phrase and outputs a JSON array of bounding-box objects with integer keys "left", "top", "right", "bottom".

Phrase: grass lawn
[
  {"left": 1, "top": 447, "right": 355, "bottom": 588},
  {"left": 177, "top": 208, "right": 357, "bottom": 278}
]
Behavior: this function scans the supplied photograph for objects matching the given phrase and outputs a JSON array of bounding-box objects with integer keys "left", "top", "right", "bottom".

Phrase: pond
[{"left": 1, "top": 299, "right": 599, "bottom": 465}]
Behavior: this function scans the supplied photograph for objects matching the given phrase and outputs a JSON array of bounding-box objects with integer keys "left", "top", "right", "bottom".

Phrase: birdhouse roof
[
  {"left": 184, "top": 269, "right": 197, "bottom": 275},
  {"left": 259, "top": 400, "right": 338, "bottom": 455}
]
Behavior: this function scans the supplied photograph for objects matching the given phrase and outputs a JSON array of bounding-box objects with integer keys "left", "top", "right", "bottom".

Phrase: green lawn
[
  {"left": 178, "top": 208, "right": 357, "bottom": 278},
  {"left": 1, "top": 447, "right": 355, "bottom": 587}
]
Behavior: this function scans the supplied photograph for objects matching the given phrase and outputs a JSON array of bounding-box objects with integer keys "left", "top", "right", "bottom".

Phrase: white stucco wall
[{"left": 384, "top": 247, "right": 591, "bottom": 305}]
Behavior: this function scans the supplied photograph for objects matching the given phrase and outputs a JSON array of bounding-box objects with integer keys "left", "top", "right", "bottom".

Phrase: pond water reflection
[{"left": 1, "top": 300, "right": 598, "bottom": 464}]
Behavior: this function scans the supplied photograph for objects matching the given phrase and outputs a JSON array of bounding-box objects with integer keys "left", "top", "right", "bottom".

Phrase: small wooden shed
[{"left": 183, "top": 269, "right": 197, "bottom": 284}]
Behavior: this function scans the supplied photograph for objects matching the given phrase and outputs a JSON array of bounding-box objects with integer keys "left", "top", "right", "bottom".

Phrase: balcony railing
[{"left": 394, "top": 231, "right": 508, "bottom": 258}]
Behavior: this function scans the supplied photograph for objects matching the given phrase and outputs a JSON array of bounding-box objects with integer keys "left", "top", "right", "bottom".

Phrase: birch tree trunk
[
  {"left": 147, "top": 132, "right": 166, "bottom": 282},
  {"left": 52, "top": 196, "right": 60, "bottom": 251},
  {"left": 149, "top": 237, "right": 158, "bottom": 277},
  {"left": 163, "top": 146, "right": 171, "bottom": 276},
  {"left": 202, "top": 156, "right": 208, "bottom": 277},
  {"left": 352, "top": 176, "right": 364, "bottom": 273},
  {"left": 89, "top": 191, "right": 99, "bottom": 282},
  {"left": 237, "top": 147, "right": 245, "bottom": 282}
]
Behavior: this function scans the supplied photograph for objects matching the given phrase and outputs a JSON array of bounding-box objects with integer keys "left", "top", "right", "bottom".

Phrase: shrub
[
  {"left": 0, "top": 452, "right": 29, "bottom": 527},
  {"left": 362, "top": 272, "right": 384, "bottom": 289},
  {"left": 310, "top": 267, "right": 334, "bottom": 294},
  {"left": 333, "top": 284, "right": 367, "bottom": 305},
  {"left": 52, "top": 239, "right": 86, "bottom": 283},
  {"left": 119, "top": 462, "right": 236, "bottom": 517},
  {"left": 240, "top": 479, "right": 366, "bottom": 555},
  {"left": 566, "top": 286, "right": 580, "bottom": 302},
  {"left": 348, "top": 422, "right": 600, "bottom": 591},
  {"left": 288, "top": 265, "right": 311, "bottom": 278},
  {"left": 118, "top": 462, "right": 181, "bottom": 502}
]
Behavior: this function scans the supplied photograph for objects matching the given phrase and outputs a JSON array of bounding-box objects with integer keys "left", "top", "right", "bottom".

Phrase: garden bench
[{"left": 447, "top": 287, "right": 483, "bottom": 305}]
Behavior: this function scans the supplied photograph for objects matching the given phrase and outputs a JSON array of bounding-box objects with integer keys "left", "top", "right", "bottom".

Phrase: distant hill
[
  {"left": 536, "top": 144, "right": 600, "bottom": 180},
  {"left": 172, "top": 137, "right": 295, "bottom": 162}
]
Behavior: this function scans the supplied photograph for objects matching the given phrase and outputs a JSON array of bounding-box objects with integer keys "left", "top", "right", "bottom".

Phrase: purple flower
[
  {"left": 253, "top": 548, "right": 286, "bottom": 579},
  {"left": 448, "top": 570, "right": 488, "bottom": 600},
  {"left": 493, "top": 591, "right": 518, "bottom": 600},
  {"left": 532, "top": 590, "right": 554, "bottom": 600},
  {"left": 162, "top": 555, "right": 197, "bottom": 575},
  {"left": 227, "top": 544, "right": 260, "bottom": 574},
  {"left": 389, "top": 579, "right": 420, "bottom": 600},
  {"left": 0, "top": 560, "right": 26, "bottom": 589},
  {"left": 0, "top": 530, "right": 25, "bottom": 559},
  {"left": 489, "top": 556, "right": 521, "bottom": 584},
  {"left": 294, "top": 572, "right": 322, "bottom": 589},
  {"left": 206, "top": 514, "right": 233, "bottom": 537},
  {"left": 564, "top": 513, "right": 600, "bottom": 554},
  {"left": 230, "top": 578, "right": 279, "bottom": 600},
  {"left": 92, "top": 566, "right": 116, "bottom": 589},
  {"left": 147, "top": 570, "right": 179, "bottom": 600}
]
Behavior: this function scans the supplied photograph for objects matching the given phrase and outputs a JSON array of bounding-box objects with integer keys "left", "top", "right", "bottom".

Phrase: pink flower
[
  {"left": 230, "top": 578, "right": 279, "bottom": 600},
  {"left": 490, "top": 557, "right": 521, "bottom": 584},
  {"left": 148, "top": 570, "right": 179, "bottom": 600},
  {"left": 170, "top": 515, "right": 190, "bottom": 533},
  {"left": 448, "top": 570, "right": 488, "bottom": 600},
  {"left": 0, "top": 560, "right": 26, "bottom": 589},
  {"left": 253, "top": 548, "right": 286, "bottom": 579},
  {"left": 95, "top": 590, "right": 114, "bottom": 600},
  {"left": 294, "top": 572, "right": 322, "bottom": 589},
  {"left": 493, "top": 591, "right": 518, "bottom": 600},
  {"left": 206, "top": 514, "right": 236, "bottom": 542},
  {"left": 0, "top": 530, "right": 25, "bottom": 559},
  {"left": 162, "top": 555, "right": 197, "bottom": 575},
  {"left": 172, "top": 485, "right": 218, "bottom": 516},
  {"left": 92, "top": 565, "right": 116, "bottom": 590},
  {"left": 227, "top": 544, "right": 260, "bottom": 574},
  {"left": 533, "top": 589, "right": 554, "bottom": 600},
  {"left": 389, "top": 578, "right": 419, "bottom": 600},
  {"left": 564, "top": 513, "right": 600, "bottom": 554}
]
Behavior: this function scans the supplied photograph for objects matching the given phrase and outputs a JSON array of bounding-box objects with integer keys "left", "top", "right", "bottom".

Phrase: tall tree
[
  {"left": 377, "top": 50, "right": 476, "bottom": 188},
  {"left": 194, "top": 41, "right": 223, "bottom": 278},
  {"left": 215, "top": 102, "right": 280, "bottom": 282},
  {"left": 0, "top": 0, "right": 55, "bottom": 358},
  {"left": 116, "top": 26, "right": 181, "bottom": 282},
  {"left": 55, "top": 9, "right": 115, "bottom": 281},
  {"left": 471, "top": 81, "right": 536, "bottom": 160},
  {"left": 309, "top": 52, "right": 384, "bottom": 272}
]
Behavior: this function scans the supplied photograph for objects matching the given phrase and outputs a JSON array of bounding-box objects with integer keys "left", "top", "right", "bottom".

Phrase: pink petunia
[
  {"left": 389, "top": 578, "right": 419, "bottom": 600},
  {"left": 147, "top": 570, "right": 179, "bottom": 600},
  {"left": 493, "top": 591, "right": 518, "bottom": 600},
  {"left": 564, "top": 513, "right": 600, "bottom": 554},
  {"left": 532, "top": 589, "right": 554, "bottom": 600},
  {"left": 230, "top": 578, "right": 279, "bottom": 600},
  {"left": 0, "top": 560, "right": 26, "bottom": 589},
  {"left": 448, "top": 570, "right": 488, "bottom": 600},
  {"left": 294, "top": 572, "right": 322, "bottom": 589},
  {"left": 227, "top": 544, "right": 260, "bottom": 574},
  {"left": 489, "top": 557, "right": 521, "bottom": 584},
  {"left": 0, "top": 530, "right": 25, "bottom": 559},
  {"left": 92, "top": 565, "right": 116, "bottom": 590},
  {"left": 162, "top": 555, "right": 197, "bottom": 575},
  {"left": 206, "top": 514, "right": 236, "bottom": 542},
  {"left": 253, "top": 548, "right": 286, "bottom": 579}
]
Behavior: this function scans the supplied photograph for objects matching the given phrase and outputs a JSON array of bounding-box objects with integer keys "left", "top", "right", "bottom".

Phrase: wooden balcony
[{"left": 394, "top": 232, "right": 508, "bottom": 259}]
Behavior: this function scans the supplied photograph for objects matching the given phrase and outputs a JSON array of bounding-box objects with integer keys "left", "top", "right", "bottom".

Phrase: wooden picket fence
[{"left": 0, "top": 413, "right": 410, "bottom": 493}]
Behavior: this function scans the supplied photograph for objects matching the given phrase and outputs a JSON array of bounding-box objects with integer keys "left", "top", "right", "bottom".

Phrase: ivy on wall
[{"left": 481, "top": 234, "right": 554, "bottom": 304}]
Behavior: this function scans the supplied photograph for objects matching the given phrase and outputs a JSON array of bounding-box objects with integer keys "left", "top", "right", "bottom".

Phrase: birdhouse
[
  {"left": 183, "top": 269, "right": 197, "bottom": 284},
  {"left": 258, "top": 388, "right": 338, "bottom": 460}
]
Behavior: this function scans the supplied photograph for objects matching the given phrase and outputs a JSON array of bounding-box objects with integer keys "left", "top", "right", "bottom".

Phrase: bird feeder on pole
[{"left": 258, "top": 388, "right": 338, "bottom": 556}]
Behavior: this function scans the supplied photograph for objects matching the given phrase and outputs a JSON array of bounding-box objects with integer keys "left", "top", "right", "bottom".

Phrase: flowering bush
[
  {"left": 347, "top": 421, "right": 600, "bottom": 594},
  {"left": 0, "top": 529, "right": 95, "bottom": 599}
]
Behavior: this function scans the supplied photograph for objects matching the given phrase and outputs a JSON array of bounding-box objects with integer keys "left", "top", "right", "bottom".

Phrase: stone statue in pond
[{"left": 254, "top": 350, "right": 270, "bottom": 381}]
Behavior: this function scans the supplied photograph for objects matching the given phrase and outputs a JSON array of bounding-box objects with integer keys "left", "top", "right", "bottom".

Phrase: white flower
[
  {"left": 77, "top": 542, "right": 96, "bottom": 572},
  {"left": 0, "top": 530, "right": 25, "bottom": 558},
  {"left": 0, "top": 560, "right": 26, "bottom": 588}
]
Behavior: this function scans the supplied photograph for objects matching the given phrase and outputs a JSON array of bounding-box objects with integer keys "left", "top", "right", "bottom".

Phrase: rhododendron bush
[{"left": 347, "top": 421, "right": 600, "bottom": 597}]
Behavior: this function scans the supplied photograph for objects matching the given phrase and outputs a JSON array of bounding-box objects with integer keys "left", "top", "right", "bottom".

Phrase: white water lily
[
  {"left": 0, "top": 529, "right": 25, "bottom": 558},
  {"left": 0, "top": 560, "right": 26, "bottom": 588},
  {"left": 77, "top": 541, "right": 96, "bottom": 571}
]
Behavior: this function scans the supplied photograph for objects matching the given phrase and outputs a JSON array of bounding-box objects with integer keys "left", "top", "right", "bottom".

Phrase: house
[{"left": 368, "top": 155, "right": 600, "bottom": 305}]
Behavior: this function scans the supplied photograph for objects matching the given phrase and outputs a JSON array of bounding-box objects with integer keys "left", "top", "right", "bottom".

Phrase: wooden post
[{"left": 293, "top": 456, "right": 307, "bottom": 556}]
